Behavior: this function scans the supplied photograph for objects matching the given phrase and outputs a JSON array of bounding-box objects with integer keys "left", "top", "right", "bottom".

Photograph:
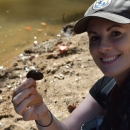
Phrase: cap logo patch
[{"left": 93, "top": 0, "right": 111, "bottom": 10}]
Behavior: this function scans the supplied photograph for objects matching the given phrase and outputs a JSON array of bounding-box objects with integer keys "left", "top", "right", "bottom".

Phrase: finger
[
  {"left": 24, "top": 104, "right": 48, "bottom": 121},
  {"left": 23, "top": 106, "right": 36, "bottom": 121},
  {"left": 23, "top": 105, "right": 45, "bottom": 121},
  {"left": 15, "top": 95, "right": 34, "bottom": 115},
  {"left": 13, "top": 78, "right": 36, "bottom": 97},
  {"left": 12, "top": 87, "right": 35, "bottom": 106}
]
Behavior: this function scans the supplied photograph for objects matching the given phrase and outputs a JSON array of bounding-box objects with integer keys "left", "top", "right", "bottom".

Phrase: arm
[
  {"left": 36, "top": 113, "right": 69, "bottom": 130},
  {"left": 12, "top": 78, "right": 69, "bottom": 130},
  {"left": 36, "top": 93, "right": 104, "bottom": 130},
  {"left": 12, "top": 78, "right": 103, "bottom": 130},
  {"left": 62, "top": 93, "right": 104, "bottom": 130}
]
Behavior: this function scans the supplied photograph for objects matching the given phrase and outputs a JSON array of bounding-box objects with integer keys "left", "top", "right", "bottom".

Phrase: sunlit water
[{"left": 0, "top": 0, "right": 94, "bottom": 68}]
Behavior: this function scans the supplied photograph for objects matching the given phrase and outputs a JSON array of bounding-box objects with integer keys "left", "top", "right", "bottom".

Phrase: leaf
[
  {"left": 25, "top": 26, "right": 32, "bottom": 31},
  {"left": 41, "top": 22, "right": 46, "bottom": 26}
]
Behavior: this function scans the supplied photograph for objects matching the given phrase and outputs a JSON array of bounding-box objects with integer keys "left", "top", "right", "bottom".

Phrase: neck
[{"left": 114, "top": 70, "right": 130, "bottom": 88}]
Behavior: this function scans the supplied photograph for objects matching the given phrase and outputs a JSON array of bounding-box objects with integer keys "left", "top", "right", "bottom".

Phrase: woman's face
[{"left": 87, "top": 17, "right": 130, "bottom": 79}]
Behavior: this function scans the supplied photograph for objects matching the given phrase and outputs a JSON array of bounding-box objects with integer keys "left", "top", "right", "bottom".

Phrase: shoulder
[
  {"left": 90, "top": 76, "right": 113, "bottom": 94},
  {"left": 89, "top": 76, "right": 113, "bottom": 109}
]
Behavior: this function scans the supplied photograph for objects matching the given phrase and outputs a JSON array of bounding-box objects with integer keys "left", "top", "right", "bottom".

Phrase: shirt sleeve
[{"left": 89, "top": 76, "right": 113, "bottom": 109}]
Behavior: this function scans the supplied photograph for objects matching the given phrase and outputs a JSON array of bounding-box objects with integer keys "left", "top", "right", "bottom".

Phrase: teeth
[{"left": 102, "top": 56, "right": 117, "bottom": 62}]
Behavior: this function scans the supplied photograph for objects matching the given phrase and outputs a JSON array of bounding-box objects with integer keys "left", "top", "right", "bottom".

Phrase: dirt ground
[{"left": 0, "top": 24, "right": 103, "bottom": 130}]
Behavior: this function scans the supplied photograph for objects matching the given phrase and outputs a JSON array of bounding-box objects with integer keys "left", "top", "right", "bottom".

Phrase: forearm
[{"left": 36, "top": 111, "right": 69, "bottom": 130}]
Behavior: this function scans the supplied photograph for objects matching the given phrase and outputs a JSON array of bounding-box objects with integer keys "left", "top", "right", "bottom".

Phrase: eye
[
  {"left": 111, "top": 31, "right": 121, "bottom": 37},
  {"left": 89, "top": 36, "right": 100, "bottom": 43}
]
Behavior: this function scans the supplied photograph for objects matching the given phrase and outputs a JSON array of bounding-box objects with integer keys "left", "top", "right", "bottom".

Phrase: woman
[{"left": 12, "top": 0, "right": 130, "bottom": 129}]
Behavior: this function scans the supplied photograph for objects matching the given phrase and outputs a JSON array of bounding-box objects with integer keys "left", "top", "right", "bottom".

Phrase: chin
[{"left": 101, "top": 70, "right": 118, "bottom": 78}]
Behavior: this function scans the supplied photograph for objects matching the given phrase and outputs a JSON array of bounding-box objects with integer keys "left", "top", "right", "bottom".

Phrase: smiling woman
[
  {"left": 0, "top": 0, "right": 94, "bottom": 68},
  {"left": 73, "top": 0, "right": 130, "bottom": 129}
]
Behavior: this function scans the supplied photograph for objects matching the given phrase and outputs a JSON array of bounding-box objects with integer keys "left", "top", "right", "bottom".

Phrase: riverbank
[
  {"left": 0, "top": 0, "right": 94, "bottom": 68},
  {"left": 0, "top": 24, "right": 103, "bottom": 129}
]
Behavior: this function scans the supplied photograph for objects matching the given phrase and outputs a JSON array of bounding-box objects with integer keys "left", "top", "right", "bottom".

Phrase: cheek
[
  {"left": 112, "top": 35, "right": 130, "bottom": 52},
  {"left": 89, "top": 43, "right": 99, "bottom": 56}
]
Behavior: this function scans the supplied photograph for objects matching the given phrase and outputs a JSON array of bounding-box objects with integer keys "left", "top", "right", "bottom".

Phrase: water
[{"left": 0, "top": 0, "right": 94, "bottom": 68}]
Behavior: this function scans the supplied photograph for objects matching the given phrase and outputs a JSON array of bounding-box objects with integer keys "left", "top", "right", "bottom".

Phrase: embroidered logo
[{"left": 93, "top": 0, "right": 111, "bottom": 10}]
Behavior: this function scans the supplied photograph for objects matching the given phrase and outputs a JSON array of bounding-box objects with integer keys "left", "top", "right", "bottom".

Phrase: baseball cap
[{"left": 74, "top": 0, "right": 130, "bottom": 34}]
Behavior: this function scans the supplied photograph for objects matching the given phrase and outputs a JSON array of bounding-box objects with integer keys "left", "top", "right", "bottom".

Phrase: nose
[{"left": 99, "top": 40, "right": 112, "bottom": 53}]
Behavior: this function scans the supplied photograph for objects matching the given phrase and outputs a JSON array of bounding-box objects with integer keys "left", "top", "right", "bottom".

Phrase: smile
[
  {"left": 102, "top": 56, "right": 117, "bottom": 62},
  {"left": 101, "top": 55, "right": 119, "bottom": 63}
]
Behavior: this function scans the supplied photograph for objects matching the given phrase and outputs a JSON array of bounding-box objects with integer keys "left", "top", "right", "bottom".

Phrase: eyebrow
[
  {"left": 88, "top": 31, "right": 97, "bottom": 35},
  {"left": 107, "top": 25, "right": 122, "bottom": 31},
  {"left": 88, "top": 24, "right": 123, "bottom": 35}
]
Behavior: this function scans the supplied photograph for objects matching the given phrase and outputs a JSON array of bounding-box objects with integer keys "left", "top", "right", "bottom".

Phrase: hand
[{"left": 12, "top": 78, "right": 48, "bottom": 121}]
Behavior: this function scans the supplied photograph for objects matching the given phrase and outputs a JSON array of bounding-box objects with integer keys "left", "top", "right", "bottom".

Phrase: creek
[{"left": 0, "top": 0, "right": 94, "bottom": 67}]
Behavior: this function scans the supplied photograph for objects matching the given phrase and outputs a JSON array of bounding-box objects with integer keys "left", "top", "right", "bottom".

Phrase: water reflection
[{"left": 0, "top": 0, "right": 94, "bottom": 68}]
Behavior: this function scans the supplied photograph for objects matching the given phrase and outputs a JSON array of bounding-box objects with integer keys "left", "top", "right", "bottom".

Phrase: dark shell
[{"left": 26, "top": 70, "right": 44, "bottom": 80}]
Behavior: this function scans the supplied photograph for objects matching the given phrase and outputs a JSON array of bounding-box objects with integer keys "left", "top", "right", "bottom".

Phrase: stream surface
[{"left": 0, "top": 0, "right": 94, "bottom": 68}]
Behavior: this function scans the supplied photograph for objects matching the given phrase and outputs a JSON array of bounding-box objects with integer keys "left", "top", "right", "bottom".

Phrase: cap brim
[{"left": 74, "top": 12, "right": 130, "bottom": 34}]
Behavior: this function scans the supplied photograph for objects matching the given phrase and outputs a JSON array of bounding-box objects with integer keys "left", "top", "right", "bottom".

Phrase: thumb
[{"left": 31, "top": 80, "right": 37, "bottom": 88}]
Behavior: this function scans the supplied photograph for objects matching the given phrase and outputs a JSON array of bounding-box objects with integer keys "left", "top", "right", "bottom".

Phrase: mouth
[{"left": 101, "top": 55, "right": 120, "bottom": 64}]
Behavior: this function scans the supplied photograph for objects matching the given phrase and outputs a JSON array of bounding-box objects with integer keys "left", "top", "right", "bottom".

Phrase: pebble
[
  {"left": 54, "top": 74, "right": 64, "bottom": 80},
  {"left": 30, "top": 66, "right": 35, "bottom": 70},
  {"left": 0, "top": 122, "right": 2, "bottom": 127},
  {"left": 19, "top": 54, "right": 24, "bottom": 57},
  {"left": 65, "top": 65, "right": 70, "bottom": 69},
  {"left": 19, "top": 75, "right": 22, "bottom": 78},
  {"left": 24, "top": 67, "right": 29, "bottom": 72},
  {"left": 57, "top": 33, "right": 61, "bottom": 37},
  {"left": 0, "top": 97, "right": 3, "bottom": 105},
  {"left": 0, "top": 66, "right": 3, "bottom": 69},
  {"left": 34, "top": 40, "right": 38, "bottom": 46},
  {"left": 75, "top": 78, "right": 79, "bottom": 82},
  {"left": 7, "top": 85, "right": 12, "bottom": 88},
  {"left": 35, "top": 54, "right": 39, "bottom": 58},
  {"left": 26, "top": 70, "right": 44, "bottom": 80}
]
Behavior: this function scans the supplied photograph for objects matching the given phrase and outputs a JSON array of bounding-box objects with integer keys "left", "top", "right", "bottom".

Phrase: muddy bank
[{"left": 0, "top": 24, "right": 103, "bottom": 129}]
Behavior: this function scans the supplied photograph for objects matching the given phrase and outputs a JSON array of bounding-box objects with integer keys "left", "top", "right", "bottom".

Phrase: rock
[
  {"left": 0, "top": 69, "right": 6, "bottom": 78},
  {"left": 61, "top": 22, "right": 76, "bottom": 37}
]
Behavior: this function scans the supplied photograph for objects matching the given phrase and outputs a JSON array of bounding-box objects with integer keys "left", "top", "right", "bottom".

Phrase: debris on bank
[{"left": 0, "top": 23, "right": 103, "bottom": 130}]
